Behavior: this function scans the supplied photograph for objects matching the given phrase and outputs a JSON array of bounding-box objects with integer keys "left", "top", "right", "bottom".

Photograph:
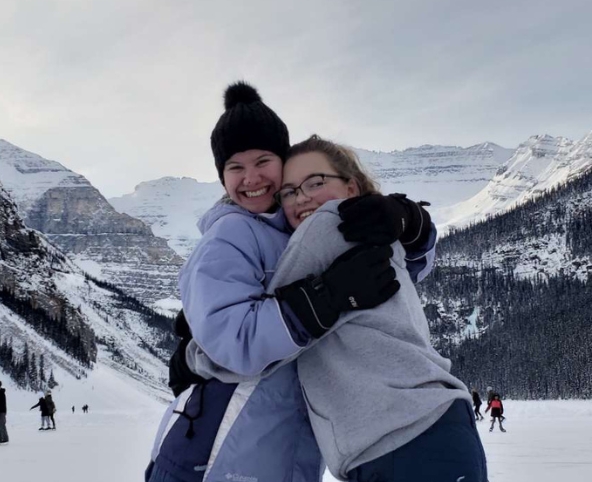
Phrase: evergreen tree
[
  {"left": 28, "top": 352, "right": 38, "bottom": 391},
  {"left": 39, "top": 354, "right": 47, "bottom": 387},
  {"left": 20, "top": 342, "right": 30, "bottom": 387},
  {"left": 47, "top": 369, "right": 58, "bottom": 389}
]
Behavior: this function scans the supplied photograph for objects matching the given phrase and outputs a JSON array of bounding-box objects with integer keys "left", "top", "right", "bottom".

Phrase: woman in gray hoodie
[{"left": 272, "top": 135, "right": 488, "bottom": 481}]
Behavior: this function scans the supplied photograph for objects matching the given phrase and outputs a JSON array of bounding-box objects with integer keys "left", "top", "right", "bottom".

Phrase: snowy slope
[
  {"left": 1, "top": 182, "right": 174, "bottom": 401},
  {"left": 0, "top": 257, "right": 174, "bottom": 400},
  {"left": 0, "top": 352, "right": 167, "bottom": 414},
  {"left": 109, "top": 143, "right": 513, "bottom": 257},
  {"left": 438, "top": 131, "right": 592, "bottom": 231},
  {"left": 50, "top": 272, "right": 173, "bottom": 400},
  {"left": 1, "top": 273, "right": 173, "bottom": 402}
]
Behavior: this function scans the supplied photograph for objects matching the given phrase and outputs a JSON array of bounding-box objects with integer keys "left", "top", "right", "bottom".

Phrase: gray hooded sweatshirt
[{"left": 188, "top": 200, "right": 471, "bottom": 480}]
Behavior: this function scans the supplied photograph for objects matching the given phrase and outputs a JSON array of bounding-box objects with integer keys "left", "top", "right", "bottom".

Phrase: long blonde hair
[{"left": 286, "top": 135, "right": 379, "bottom": 195}]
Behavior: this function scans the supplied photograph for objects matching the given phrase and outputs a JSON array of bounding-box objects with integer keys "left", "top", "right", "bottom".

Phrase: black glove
[
  {"left": 173, "top": 309, "right": 192, "bottom": 338},
  {"left": 337, "top": 193, "right": 432, "bottom": 250},
  {"left": 168, "top": 310, "right": 205, "bottom": 397},
  {"left": 168, "top": 336, "right": 206, "bottom": 397},
  {"left": 275, "top": 245, "right": 400, "bottom": 338}
]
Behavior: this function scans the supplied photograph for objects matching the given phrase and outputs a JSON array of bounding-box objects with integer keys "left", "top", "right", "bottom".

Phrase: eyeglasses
[{"left": 274, "top": 173, "right": 349, "bottom": 206}]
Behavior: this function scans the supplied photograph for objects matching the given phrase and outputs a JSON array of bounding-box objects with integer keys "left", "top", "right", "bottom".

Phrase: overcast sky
[{"left": 1, "top": 0, "right": 591, "bottom": 198}]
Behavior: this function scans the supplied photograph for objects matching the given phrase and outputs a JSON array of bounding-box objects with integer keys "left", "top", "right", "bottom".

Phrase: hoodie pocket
[{"left": 300, "top": 385, "right": 345, "bottom": 457}]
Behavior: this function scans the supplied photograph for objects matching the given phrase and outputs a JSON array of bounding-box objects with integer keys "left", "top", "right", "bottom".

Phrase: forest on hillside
[{"left": 421, "top": 169, "right": 592, "bottom": 399}]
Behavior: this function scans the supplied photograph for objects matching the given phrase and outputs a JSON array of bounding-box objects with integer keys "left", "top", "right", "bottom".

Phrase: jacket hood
[{"left": 198, "top": 196, "right": 289, "bottom": 235}]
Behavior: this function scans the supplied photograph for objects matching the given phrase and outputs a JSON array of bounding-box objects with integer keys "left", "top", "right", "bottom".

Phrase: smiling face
[
  {"left": 281, "top": 151, "right": 359, "bottom": 228},
  {"left": 223, "top": 149, "right": 283, "bottom": 213}
]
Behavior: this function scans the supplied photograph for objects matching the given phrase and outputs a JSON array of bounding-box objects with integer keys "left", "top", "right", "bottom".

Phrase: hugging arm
[
  {"left": 182, "top": 205, "right": 416, "bottom": 384},
  {"left": 338, "top": 192, "right": 437, "bottom": 282},
  {"left": 181, "top": 231, "right": 350, "bottom": 384},
  {"left": 174, "top": 202, "right": 436, "bottom": 388},
  {"left": 179, "top": 215, "right": 396, "bottom": 380},
  {"left": 179, "top": 217, "right": 304, "bottom": 378},
  {"left": 404, "top": 223, "right": 436, "bottom": 283}
]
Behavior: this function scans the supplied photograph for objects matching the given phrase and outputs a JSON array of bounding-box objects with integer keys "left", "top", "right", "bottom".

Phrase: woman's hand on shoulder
[{"left": 338, "top": 193, "right": 431, "bottom": 249}]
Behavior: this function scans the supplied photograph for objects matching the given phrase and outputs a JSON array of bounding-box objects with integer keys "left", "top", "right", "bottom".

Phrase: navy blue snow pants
[{"left": 348, "top": 399, "right": 488, "bottom": 482}]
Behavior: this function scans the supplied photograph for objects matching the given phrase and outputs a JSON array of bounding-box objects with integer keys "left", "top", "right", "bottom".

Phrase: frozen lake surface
[{"left": 1, "top": 400, "right": 591, "bottom": 482}]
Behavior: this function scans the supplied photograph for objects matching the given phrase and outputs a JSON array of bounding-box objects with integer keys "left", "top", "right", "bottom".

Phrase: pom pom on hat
[
  {"left": 224, "top": 81, "right": 262, "bottom": 110},
  {"left": 211, "top": 81, "right": 289, "bottom": 182}
]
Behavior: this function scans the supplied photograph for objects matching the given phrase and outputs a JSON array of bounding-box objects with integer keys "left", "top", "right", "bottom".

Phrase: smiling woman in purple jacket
[{"left": 146, "top": 82, "right": 436, "bottom": 482}]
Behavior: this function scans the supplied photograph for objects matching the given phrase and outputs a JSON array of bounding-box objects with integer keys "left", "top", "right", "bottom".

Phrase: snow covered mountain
[
  {"left": 109, "top": 177, "right": 224, "bottom": 259},
  {"left": 0, "top": 140, "right": 91, "bottom": 213},
  {"left": 438, "top": 131, "right": 592, "bottom": 231},
  {"left": 109, "top": 142, "right": 513, "bottom": 257},
  {"left": 356, "top": 142, "right": 514, "bottom": 210},
  {"left": 2, "top": 131, "right": 590, "bottom": 401},
  {"left": 0, "top": 139, "right": 184, "bottom": 308},
  {"left": 0, "top": 181, "right": 174, "bottom": 401}
]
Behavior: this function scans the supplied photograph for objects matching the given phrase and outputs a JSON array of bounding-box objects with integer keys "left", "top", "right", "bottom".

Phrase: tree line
[
  {"left": 0, "top": 338, "right": 59, "bottom": 391},
  {"left": 420, "top": 167, "right": 592, "bottom": 399},
  {"left": 83, "top": 273, "right": 177, "bottom": 354},
  {"left": 0, "top": 286, "right": 94, "bottom": 366},
  {"left": 421, "top": 268, "right": 592, "bottom": 399}
]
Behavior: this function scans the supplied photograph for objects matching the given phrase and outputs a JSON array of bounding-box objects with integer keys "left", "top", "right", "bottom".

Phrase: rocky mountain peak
[
  {"left": 1, "top": 182, "right": 97, "bottom": 364},
  {"left": 1, "top": 181, "right": 174, "bottom": 399},
  {"left": 0, "top": 141, "right": 184, "bottom": 308},
  {"left": 439, "top": 131, "right": 592, "bottom": 231}
]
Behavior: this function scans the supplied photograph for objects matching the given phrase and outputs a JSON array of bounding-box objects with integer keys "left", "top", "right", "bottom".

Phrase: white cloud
[{"left": 0, "top": 0, "right": 591, "bottom": 197}]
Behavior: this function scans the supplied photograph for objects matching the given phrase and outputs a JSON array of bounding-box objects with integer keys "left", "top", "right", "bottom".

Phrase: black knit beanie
[{"left": 211, "top": 81, "right": 290, "bottom": 181}]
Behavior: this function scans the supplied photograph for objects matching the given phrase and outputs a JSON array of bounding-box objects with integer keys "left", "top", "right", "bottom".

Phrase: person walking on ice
[
  {"left": 30, "top": 393, "right": 51, "bottom": 430},
  {"left": 0, "top": 381, "right": 9, "bottom": 444},
  {"left": 45, "top": 390, "right": 57, "bottom": 430},
  {"left": 486, "top": 394, "right": 506, "bottom": 432},
  {"left": 472, "top": 388, "right": 484, "bottom": 421}
]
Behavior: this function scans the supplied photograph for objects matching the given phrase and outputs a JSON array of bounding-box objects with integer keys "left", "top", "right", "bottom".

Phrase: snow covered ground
[{"left": 1, "top": 398, "right": 591, "bottom": 482}]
